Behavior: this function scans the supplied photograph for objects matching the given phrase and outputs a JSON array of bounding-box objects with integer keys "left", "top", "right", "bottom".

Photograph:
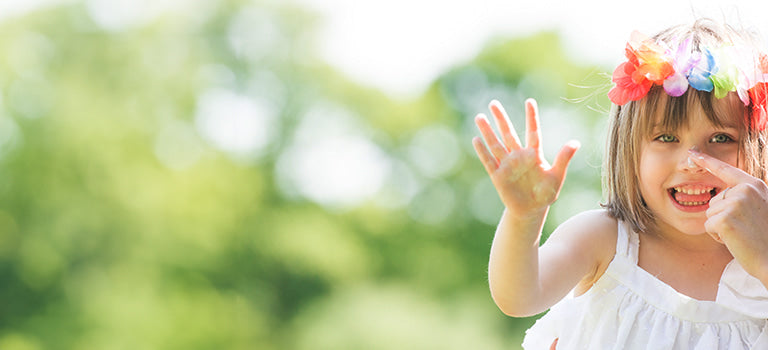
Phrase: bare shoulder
[
  {"left": 542, "top": 209, "right": 618, "bottom": 282},
  {"left": 547, "top": 209, "right": 617, "bottom": 247}
]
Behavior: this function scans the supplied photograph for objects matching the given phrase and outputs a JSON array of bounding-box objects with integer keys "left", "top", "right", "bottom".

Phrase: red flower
[
  {"left": 608, "top": 61, "right": 653, "bottom": 106},
  {"left": 748, "top": 82, "right": 768, "bottom": 131},
  {"left": 608, "top": 38, "right": 674, "bottom": 106}
]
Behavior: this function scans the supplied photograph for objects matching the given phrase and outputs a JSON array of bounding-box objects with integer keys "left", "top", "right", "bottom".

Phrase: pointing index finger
[{"left": 688, "top": 148, "right": 753, "bottom": 187}]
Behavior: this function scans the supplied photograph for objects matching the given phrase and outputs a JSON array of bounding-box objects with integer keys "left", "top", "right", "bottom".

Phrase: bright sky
[
  {"left": 292, "top": 0, "right": 768, "bottom": 98},
  {"left": 5, "top": 0, "right": 768, "bottom": 98}
]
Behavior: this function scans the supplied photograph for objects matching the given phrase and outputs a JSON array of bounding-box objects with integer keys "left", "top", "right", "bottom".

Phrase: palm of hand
[
  {"left": 493, "top": 148, "right": 559, "bottom": 213},
  {"left": 473, "top": 99, "right": 579, "bottom": 217}
]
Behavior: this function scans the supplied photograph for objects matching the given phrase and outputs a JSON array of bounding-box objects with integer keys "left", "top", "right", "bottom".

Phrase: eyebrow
[{"left": 650, "top": 119, "right": 740, "bottom": 130}]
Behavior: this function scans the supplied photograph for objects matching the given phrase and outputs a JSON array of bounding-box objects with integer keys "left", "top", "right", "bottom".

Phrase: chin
[
  {"left": 669, "top": 221, "right": 708, "bottom": 236},
  {"left": 652, "top": 213, "right": 707, "bottom": 236}
]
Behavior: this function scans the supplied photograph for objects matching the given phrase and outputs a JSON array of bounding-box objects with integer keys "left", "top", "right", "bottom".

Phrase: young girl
[{"left": 472, "top": 19, "right": 768, "bottom": 349}]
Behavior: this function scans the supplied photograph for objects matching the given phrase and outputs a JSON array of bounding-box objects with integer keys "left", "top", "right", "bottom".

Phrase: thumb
[{"left": 552, "top": 140, "right": 581, "bottom": 183}]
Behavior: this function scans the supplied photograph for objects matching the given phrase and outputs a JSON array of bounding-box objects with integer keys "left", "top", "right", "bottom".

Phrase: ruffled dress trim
[{"left": 521, "top": 220, "right": 768, "bottom": 350}]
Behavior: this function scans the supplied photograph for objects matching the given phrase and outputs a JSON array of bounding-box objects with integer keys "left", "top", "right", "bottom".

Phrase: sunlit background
[{"left": 0, "top": 0, "right": 766, "bottom": 349}]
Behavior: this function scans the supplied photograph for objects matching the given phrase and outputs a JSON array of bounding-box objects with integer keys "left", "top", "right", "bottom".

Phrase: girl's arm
[
  {"left": 473, "top": 99, "right": 610, "bottom": 316},
  {"left": 488, "top": 204, "right": 616, "bottom": 316}
]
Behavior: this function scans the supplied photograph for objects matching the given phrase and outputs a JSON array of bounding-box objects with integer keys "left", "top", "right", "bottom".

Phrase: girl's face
[{"left": 638, "top": 96, "right": 744, "bottom": 236}]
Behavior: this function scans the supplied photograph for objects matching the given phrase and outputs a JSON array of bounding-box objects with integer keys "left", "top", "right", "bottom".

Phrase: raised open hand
[{"left": 472, "top": 99, "right": 580, "bottom": 217}]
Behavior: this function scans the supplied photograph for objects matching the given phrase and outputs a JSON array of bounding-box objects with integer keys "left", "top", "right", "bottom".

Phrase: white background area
[
  {"left": 293, "top": 0, "right": 768, "bottom": 98},
  {"left": 4, "top": 0, "right": 768, "bottom": 98}
]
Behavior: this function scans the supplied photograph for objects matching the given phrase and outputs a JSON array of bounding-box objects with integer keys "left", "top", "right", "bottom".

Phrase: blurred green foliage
[{"left": 0, "top": 1, "right": 607, "bottom": 349}]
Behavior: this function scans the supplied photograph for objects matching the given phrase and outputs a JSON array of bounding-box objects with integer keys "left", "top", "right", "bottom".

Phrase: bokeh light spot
[
  {"left": 469, "top": 179, "right": 504, "bottom": 225},
  {"left": 154, "top": 119, "right": 204, "bottom": 170},
  {"left": 277, "top": 135, "right": 390, "bottom": 209},
  {"left": 86, "top": 0, "right": 150, "bottom": 31},
  {"left": 407, "top": 181, "right": 456, "bottom": 225},
  {"left": 375, "top": 160, "right": 420, "bottom": 209},
  {"left": 227, "top": 6, "right": 282, "bottom": 61},
  {"left": 7, "top": 76, "right": 52, "bottom": 119},
  {"left": 406, "top": 125, "right": 462, "bottom": 178},
  {"left": 276, "top": 104, "right": 391, "bottom": 208},
  {"left": 194, "top": 88, "right": 277, "bottom": 160}
]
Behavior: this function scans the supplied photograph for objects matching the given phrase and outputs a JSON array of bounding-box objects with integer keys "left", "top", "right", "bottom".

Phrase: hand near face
[
  {"left": 472, "top": 99, "right": 580, "bottom": 218},
  {"left": 689, "top": 148, "right": 768, "bottom": 285}
]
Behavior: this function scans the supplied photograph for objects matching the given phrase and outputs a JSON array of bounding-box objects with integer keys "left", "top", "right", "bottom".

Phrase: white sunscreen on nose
[{"left": 687, "top": 156, "right": 697, "bottom": 169}]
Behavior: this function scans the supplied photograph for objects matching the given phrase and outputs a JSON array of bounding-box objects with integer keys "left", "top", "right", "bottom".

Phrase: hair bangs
[{"left": 640, "top": 87, "right": 745, "bottom": 138}]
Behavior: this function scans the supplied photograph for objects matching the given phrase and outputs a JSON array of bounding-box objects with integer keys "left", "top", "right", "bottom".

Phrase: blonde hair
[{"left": 602, "top": 19, "right": 768, "bottom": 233}]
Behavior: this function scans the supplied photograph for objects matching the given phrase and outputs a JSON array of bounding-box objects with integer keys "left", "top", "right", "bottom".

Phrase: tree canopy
[{"left": 0, "top": 1, "right": 607, "bottom": 349}]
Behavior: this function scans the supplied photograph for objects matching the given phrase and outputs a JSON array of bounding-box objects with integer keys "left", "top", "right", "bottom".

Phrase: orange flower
[{"left": 608, "top": 32, "right": 673, "bottom": 105}]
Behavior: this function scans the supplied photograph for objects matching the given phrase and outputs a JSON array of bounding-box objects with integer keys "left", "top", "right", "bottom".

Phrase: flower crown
[{"left": 608, "top": 31, "right": 768, "bottom": 130}]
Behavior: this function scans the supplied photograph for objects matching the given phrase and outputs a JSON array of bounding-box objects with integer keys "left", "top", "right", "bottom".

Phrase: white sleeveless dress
[{"left": 522, "top": 220, "right": 768, "bottom": 349}]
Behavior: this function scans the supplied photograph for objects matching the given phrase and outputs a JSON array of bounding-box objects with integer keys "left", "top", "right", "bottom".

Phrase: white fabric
[
  {"left": 522, "top": 221, "right": 768, "bottom": 349},
  {"left": 717, "top": 260, "right": 768, "bottom": 319}
]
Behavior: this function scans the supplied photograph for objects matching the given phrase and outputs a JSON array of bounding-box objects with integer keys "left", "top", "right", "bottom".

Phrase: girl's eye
[
  {"left": 710, "top": 134, "right": 734, "bottom": 143},
  {"left": 656, "top": 134, "right": 677, "bottom": 142}
]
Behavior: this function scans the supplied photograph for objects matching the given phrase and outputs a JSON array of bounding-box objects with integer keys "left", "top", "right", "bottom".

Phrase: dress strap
[{"left": 616, "top": 220, "right": 640, "bottom": 263}]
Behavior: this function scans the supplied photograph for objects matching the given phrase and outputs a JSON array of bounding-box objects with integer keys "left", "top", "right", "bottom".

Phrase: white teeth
[
  {"left": 680, "top": 201, "right": 707, "bottom": 206},
  {"left": 673, "top": 187, "right": 714, "bottom": 195}
]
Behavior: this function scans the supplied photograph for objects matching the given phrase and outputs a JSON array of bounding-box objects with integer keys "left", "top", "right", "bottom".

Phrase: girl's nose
[
  {"left": 686, "top": 156, "right": 703, "bottom": 171},
  {"left": 682, "top": 147, "right": 706, "bottom": 173}
]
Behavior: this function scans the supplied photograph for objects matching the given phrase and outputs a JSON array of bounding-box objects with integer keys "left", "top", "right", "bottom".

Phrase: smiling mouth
[{"left": 668, "top": 186, "right": 719, "bottom": 206}]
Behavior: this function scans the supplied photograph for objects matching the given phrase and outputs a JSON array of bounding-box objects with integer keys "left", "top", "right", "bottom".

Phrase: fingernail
[
  {"left": 687, "top": 156, "right": 696, "bottom": 168},
  {"left": 688, "top": 147, "right": 706, "bottom": 160},
  {"left": 568, "top": 140, "right": 581, "bottom": 149}
]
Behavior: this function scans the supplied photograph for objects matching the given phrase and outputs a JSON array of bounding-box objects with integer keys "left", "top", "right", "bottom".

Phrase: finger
[
  {"left": 705, "top": 193, "right": 728, "bottom": 217},
  {"left": 525, "top": 98, "right": 543, "bottom": 151},
  {"left": 475, "top": 114, "right": 508, "bottom": 160},
  {"left": 706, "top": 185, "right": 732, "bottom": 210},
  {"left": 551, "top": 140, "right": 581, "bottom": 183},
  {"left": 489, "top": 100, "right": 523, "bottom": 151},
  {"left": 707, "top": 230, "right": 725, "bottom": 244},
  {"left": 688, "top": 148, "right": 754, "bottom": 187},
  {"left": 704, "top": 210, "right": 744, "bottom": 244},
  {"left": 704, "top": 213, "right": 726, "bottom": 244},
  {"left": 472, "top": 136, "right": 498, "bottom": 174}
]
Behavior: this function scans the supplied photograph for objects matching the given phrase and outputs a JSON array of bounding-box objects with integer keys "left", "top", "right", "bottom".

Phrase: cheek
[
  {"left": 637, "top": 151, "right": 664, "bottom": 190},
  {"left": 703, "top": 145, "right": 740, "bottom": 167},
  {"left": 639, "top": 149, "right": 669, "bottom": 174}
]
